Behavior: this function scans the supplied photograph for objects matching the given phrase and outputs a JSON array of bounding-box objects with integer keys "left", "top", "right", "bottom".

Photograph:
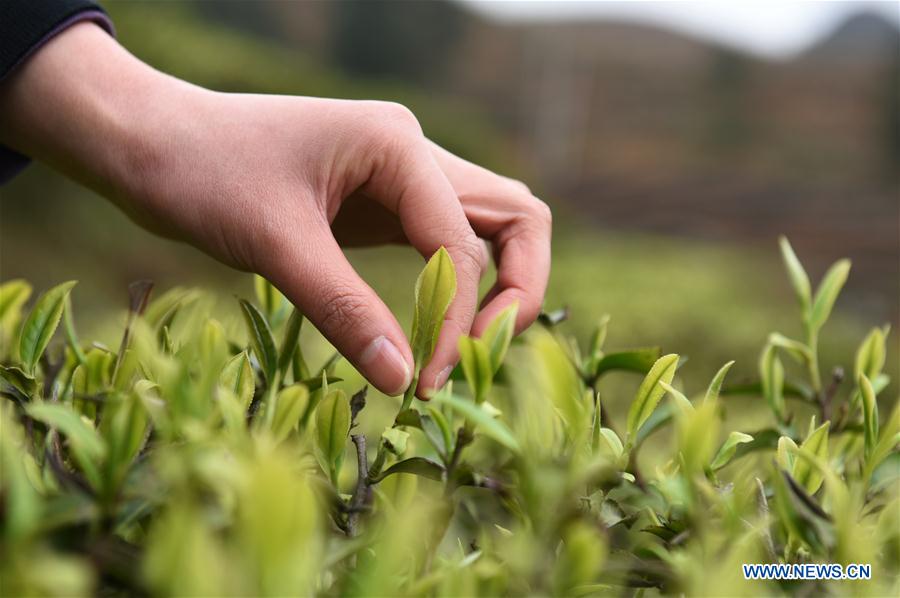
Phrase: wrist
[{"left": 0, "top": 22, "right": 198, "bottom": 205}]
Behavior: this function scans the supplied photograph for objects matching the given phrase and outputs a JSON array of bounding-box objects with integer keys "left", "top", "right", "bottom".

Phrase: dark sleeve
[{"left": 0, "top": 0, "right": 115, "bottom": 184}]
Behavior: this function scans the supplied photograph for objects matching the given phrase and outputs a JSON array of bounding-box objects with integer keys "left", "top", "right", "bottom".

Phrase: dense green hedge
[{"left": 1, "top": 239, "right": 897, "bottom": 596}]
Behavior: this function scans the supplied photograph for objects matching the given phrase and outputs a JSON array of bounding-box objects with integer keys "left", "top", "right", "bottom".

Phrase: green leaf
[
  {"left": 278, "top": 308, "right": 304, "bottom": 375},
  {"left": 807, "top": 259, "right": 851, "bottom": 332},
  {"left": 586, "top": 315, "right": 611, "bottom": 374},
  {"left": 597, "top": 428, "right": 625, "bottom": 463},
  {"left": 858, "top": 374, "right": 879, "bottom": 459},
  {"left": 481, "top": 302, "right": 518, "bottom": 372},
  {"left": 458, "top": 336, "right": 492, "bottom": 403},
  {"left": 760, "top": 344, "right": 786, "bottom": 421},
  {"left": 660, "top": 381, "right": 693, "bottom": 415},
  {"left": 626, "top": 353, "right": 679, "bottom": 441},
  {"left": 792, "top": 419, "right": 830, "bottom": 494},
  {"left": 0, "top": 279, "right": 31, "bottom": 359},
  {"left": 855, "top": 326, "right": 887, "bottom": 383},
  {"left": 432, "top": 392, "right": 520, "bottom": 453},
  {"left": 371, "top": 457, "right": 445, "bottom": 483},
  {"left": 315, "top": 389, "right": 350, "bottom": 471},
  {"left": 395, "top": 409, "right": 449, "bottom": 457},
  {"left": 271, "top": 384, "right": 309, "bottom": 442},
  {"left": 0, "top": 364, "right": 37, "bottom": 396},
  {"left": 703, "top": 360, "right": 734, "bottom": 404},
  {"left": 778, "top": 236, "right": 812, "bottom": 313},
  {"left": 254, "top": 274, "right": 286, "bottom": 323},
  {"left": 777, "top": 436, "right": 799, "bottom": 472},
  {"left": 767, "top": 333, "right": 812, "bottom": 364},
  {"left": 27, "top": 402, "right": 106, "bottom": 488},
  {"left": 864, "top": 402, "right": 899, "bottom": 482},
  {"left": 238, "top": 299, "right": 278, "bottom": 384},
  {"left": 382, "top": 427, "right": 410, "bottom": 456},
  {"left": 410, "top": 247, "right": 457, "bottom": 366},
  {"left": 593, "top": 348, "right": 661, "bottom": 379},
  {"left": 219, "top": 351, "right": 255, "bottom": 409},
  {"left": 710, "top": 431, "right": 754, "bottom": 471},
  {"left": 18, "top": 281, "right": 77, "bottom": 374}
]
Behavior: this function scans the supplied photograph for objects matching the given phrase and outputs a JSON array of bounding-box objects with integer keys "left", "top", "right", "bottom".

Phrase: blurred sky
[{"left": 463, "top": 0, "right": 900, "bottom": 58}]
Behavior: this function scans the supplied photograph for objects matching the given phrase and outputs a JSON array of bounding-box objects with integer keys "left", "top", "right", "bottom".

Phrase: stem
[
  {"left": 368, "top": 371, "right": 419, "bottom": 482},
  {"left": 347, "top": 434, "right": 371, "bottom": 536}
]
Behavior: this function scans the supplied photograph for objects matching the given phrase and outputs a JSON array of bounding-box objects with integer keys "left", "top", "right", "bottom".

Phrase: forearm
[{"left": 0, "top": 22, "right": 192, "bottom": 205}]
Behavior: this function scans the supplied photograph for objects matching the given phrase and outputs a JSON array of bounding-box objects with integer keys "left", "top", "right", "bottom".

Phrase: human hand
[{"left": 0, "top": 23, "right": 551, "bottom": 398}]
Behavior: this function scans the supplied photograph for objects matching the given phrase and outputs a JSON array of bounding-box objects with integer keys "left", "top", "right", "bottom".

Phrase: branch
[{"left": 347, "top": 434, "right": 371, "bottom": 536}]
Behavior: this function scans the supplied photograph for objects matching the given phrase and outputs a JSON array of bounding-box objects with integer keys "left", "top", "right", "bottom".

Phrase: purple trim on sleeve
[{"left": 0, "top": 10, "right": 115, "bottom": 185}]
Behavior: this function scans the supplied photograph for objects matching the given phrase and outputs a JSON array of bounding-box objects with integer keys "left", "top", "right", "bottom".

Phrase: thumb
[{"left": 265, "top": 225, "right": 414, "bottom": 396}]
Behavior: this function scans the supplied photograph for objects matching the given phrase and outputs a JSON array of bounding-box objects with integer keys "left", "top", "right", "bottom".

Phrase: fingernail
[
  {"left": 360, "top": 336, "right": 411, "bottom": 396},
  {"left": 434, "top": 365, "right": 454, "bottom": 390}
]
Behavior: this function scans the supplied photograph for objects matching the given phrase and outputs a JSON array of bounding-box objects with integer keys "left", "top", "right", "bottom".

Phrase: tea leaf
[
  {"left": 660, "top": 381, "right": 693, "bottom": 415},
  {"left": 254, "top": 275, "right": 286, "bottom": 323},
  {"left": 710, "top": 431, "right": 753, "bottom": 471},
  {"left": 777, "top": 436, "right": 799, "bottom": 472},
  {"left": 792, "top": 420, "right": 830, "bottom": 494},
  {"left": 27, "top": 402, "right": 106, "bottom": 488},
  {"left": 593, "top": 347, "right": 661, "bottom": 379},
  {"left": 410, "top": 247, "right": 456, "bottom": 365},
  {"left": 315, "top": 389, "right": 350, "bottom": 473},
  {"left": 626, "top": 353, "right": 679, "bottom": 441},
  {"left": 586, "top": 315, "right": 611, "bottom": 374},
  {"left": 597, "top": 428, "right": 624, "bottom": 463},
  {"left": 18, "top": 281, "right": 77, "bottom": 374},
  {"left": 703, "top": 360, "right": 734, "bottom": 403},
  {"left": 863, "top": 402, "right": 899, "bottom": 482},
  {"left": 855, "top": 327, "right": 887, "bottom": 383},
  {"left": 858, "top": 374, "right": 879, "bottom": 459},
  {"left": 458, "top": 336, "right": 492, "bottom": 403},
  {"left": 371, "top": 457, "right": 444, "bottom": 483},
  {"left": 767, "top": 333, "right": 812, "bottom": 364},
  {"left": 0, "top": 364, "right": 37, "bottom": 396},
  {"left": 239, "top": 299, "right": 278, "bottom": 384},
  {"left": 481, "top": 302, "right": 518, "bottom": 372},
  {"left": 278, "top": 308, "right": 304, "bottom": 375},
  {"left": 433, "top": 392, "right": 519, "bottom": 452},
  {"left": 0, "top": 279, "right": 31, "bottom": 359},
  {"left": 808, "top": 259, "right": 850, "bottom": 332},
  {"left": 778, "top": 236, "right": 812, "bottom": 313},
  {"left": 272, "top": 384, "right": 309, "bottom": 442},
  {"left": 220, "top": 351, "right": 255, "bottom": 409},
  {"left": 759, "top": 344, "right": 785, "bottom": 421},
  {"left": 382, "top": 427, "right": 410, "bottom": 456}
]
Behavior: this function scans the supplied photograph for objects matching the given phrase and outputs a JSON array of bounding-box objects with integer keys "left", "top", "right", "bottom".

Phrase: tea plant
[{"left": 0, "top": 239, "right": 897, "bottom": 597}]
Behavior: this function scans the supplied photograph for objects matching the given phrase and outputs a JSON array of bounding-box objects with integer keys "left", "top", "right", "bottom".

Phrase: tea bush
[{"left": 1, "top": 239, "right": 897, "bottom": 597}]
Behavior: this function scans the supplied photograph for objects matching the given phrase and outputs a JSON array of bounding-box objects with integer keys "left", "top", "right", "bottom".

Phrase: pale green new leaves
[
  {"left": 807, "top": 259, "right": 851, "bottom": 333},
  {"left": 779, "top": 236, "right": 851, "bottom": 334},
  {"left": 760, "top": 344, "right": 785, "bottom": 421},
  {"left": 315, "top": 389, "right": 350, "bottom": 480},
  {"left": 793, "top": 418, "right": 830, "bottom": 494},
  {"left": 27, "top": 402, "right": 105, "bottom": 489},
  {"left": 710, "top": 431, "right": 754, "bottom": 471},
  {"left": 458, "top": 336, "right": 492, "bottom": 404},
  {"left": 411, "top": 247, "right": 456, "bottom": 366},
  {"left": 433, "top": 392, "right": 519, "bottom": 452},
  {"left": 0, "top": 279, "right": 31, "bottom": 359},
  {"left": 459, "top": 304, "right": 517, "bottom": 404},
  {"left": 703, "top": 360, "right": 734, "bottom": 403},
  {"left": 660, "top": 381, "right": 693, "bottom": 416},
  {"left": 272, "top": 384, "right": 309, "bottom": 442},
  {"left": 239, "top": 299, "right": 278, "bottom": 384},
  {"left": 626, "top": 353, "right": 679, "bottom": 442},
  {"left": 855, "top": 326, "right": 888, "bottom": 383},
  {"left": 219, "top": 351, "right": 255, "bottom": 409},
  {"left": 254, "top": 274, "right": 287, "bottom": 323},
  {"left": 779, "top": 236, "right": 812, "bottom": 312},
  {"left": 481, "top": 302, "right": 518, "bottom": 372},
  {"left": 858, "top": 375, "right": 879, "bottom": 459},
  {"left": 18, "top": 281, "right": 77, "bottom": 375},
  {"left": 382, "top": 427, "right": 410, "bottom": 456}
]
